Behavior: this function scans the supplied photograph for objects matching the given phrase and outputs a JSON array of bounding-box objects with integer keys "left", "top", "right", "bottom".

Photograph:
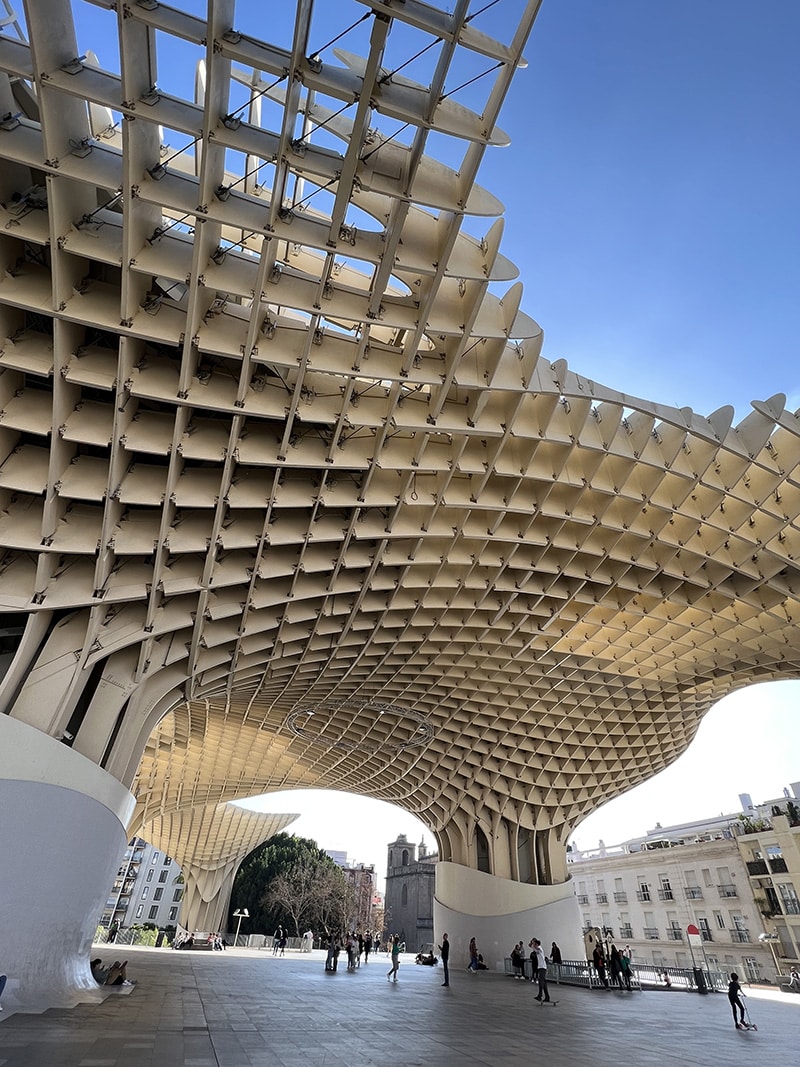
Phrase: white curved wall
[
  {"left": 433, "top": 861, "right": 583, "bottom": 970},
  {"left": 0, "top": 716, "right": 135, "bottom": 1013}
]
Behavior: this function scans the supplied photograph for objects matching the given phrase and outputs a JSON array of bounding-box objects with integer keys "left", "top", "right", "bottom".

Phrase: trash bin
[{"left": 693, "top": 967, "right": 707, "bottom": 994}]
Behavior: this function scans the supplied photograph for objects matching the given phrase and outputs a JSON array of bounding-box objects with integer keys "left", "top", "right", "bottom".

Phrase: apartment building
[
  {"left": 734, "top": 785, "right": 800, "bottom": 966},
  {"left": 569, "top": 829, "right": 773, "bottom": 980},
  {"left": 100, "top": 837, "right": 185, "bottom": 931}
]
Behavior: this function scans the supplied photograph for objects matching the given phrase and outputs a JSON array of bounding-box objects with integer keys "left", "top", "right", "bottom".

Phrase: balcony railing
[
  {"left": 667, "top": 928, "right": 684, "bottom": 941},
  {"left": 596, "top": 893, "right": 608, "bottom": 904},
  {"left": 684, "top": 887, "right": 703, "bottom": 899},
  {"left": 613, "top": 892, "right": 628, "bottom": 903},
  {"left": 577, "top": 894, "right": 589, "bottom": 905},
  {"left": 769, "top": 857, "right": 788, "bottom": 873},
  {"left": 781, "top": 899, "right": 800, "bottom": 915},
  {"left": 643, "top": 927, "right": 659, "bottom": 940},
  {"left": 620, "top": 925, "right": 633, "bottom": 939},
  {"left": 657, "top": 888, "right": 674, "bottom": 901},
  {"left": 636, "top": 890, "right": 651, "bottom": 902},
  {"left": 718, "top": 884, "right": 738, "bottom": 898},
  {"left": 746, "top": 860, "right": 768, "bottom": 875},
  {"left": 730, "top": 929, "right": 751, "bottom": 943},
  {"left": 700, "top": 930, "right": 713, "bottom": 942}
]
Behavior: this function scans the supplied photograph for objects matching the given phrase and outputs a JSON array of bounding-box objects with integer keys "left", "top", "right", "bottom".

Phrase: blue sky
[{"left": 57, "top": 2, "right": 800, "bottom": 871}]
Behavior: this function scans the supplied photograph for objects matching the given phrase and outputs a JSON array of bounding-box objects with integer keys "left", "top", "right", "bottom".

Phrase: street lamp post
[
  {"left": 758, "top": 932, "right": 782, "bottom": 978},
  {"left": 233, "top": 908, "right": 249, "bottom": 947}
]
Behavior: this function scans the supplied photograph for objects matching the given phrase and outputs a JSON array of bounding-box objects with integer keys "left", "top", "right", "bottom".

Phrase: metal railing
[
  {"left": 667, "top": 928, "right": 684, "bottom": 941},
  {"left": 730, "top": 929, "right": 751, "bottom": 943},
  {"left": 613, "top": 892, "right": 628, "bottom": 903},
  {"left": 643, "top": 927, "right": 659, "bottom": 939},
  {"left": 718, "top": 884, "right": 738, "bottom": 897},
  {"left": 684, "top": 887, "right": 703, "bottom": 899}
]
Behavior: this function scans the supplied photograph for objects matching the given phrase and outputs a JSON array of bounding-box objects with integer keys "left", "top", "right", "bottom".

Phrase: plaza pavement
[{"left": 1, "top": 945, "right": 798, "bottom": 1066}]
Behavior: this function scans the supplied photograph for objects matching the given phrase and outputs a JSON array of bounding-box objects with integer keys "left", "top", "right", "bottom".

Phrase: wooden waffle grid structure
[{"left": 0, "top": 0, "right": 799, "bottom": 882}]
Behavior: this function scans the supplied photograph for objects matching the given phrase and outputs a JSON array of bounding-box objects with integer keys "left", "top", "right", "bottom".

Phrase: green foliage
[{"left": 229, "top": 832, "right": 341, "bottom": 935}]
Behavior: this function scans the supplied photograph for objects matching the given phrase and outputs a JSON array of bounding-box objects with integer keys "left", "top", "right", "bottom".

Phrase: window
[
  {"left": 163, "top": 856, "right": 171, "bottom": 865},
  {"left": 475, "top": 826, "right": 491, "bottom": 874},
  {"left": 637, "top": 881, "right": 651, "bottom": 902},
  {"left": 152, "top": 852, "right": 160, "bottom": 864},
  {"left": 169, "top": 907, "right": 178, "bottom": 921},
  {"left": 778, "top": 884, "right": 800, "bottom": 914},
  {"left": 714, "top": 912, "right": 725, "bottom": 929},
  {"left": 517, "top": 830, "right": 533, "bottom": 884},
  {"left": 401, "top": 884, "right": 408, "bottom": 906},
  {"left": 173, "top": 889, "right": 183, "bottom": 902},
  {"left": 701, "top": 868, "right": 713, "bottom": 887},
  {"left": 158, "top": 870, "right": 168, "bottom": 883},
  {"left": 154, "top": 888, "right": 163, "bottom": 901},
  {"left": 135, "top": 904, "right": 143, "bottom": 919},
  {"left": 659, "top": 876, "right": 674, "bottom": 901},
  {"left": 698, "top": 918, "right": 712, "bottom": 942},
  {"left": 141, "top": 886, "right": 149, "bottom": 899},
  {"left": 146, "top": 869, "right": 154, "bottom": 883},
  {"left": 148, "top": 905, "right": 158, "bottom": 920},
  {"left": 401, "top": 849, "right": 409, "bottom": 866}
]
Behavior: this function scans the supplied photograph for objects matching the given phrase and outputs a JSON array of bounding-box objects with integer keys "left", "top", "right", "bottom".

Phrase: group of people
[
  {"left": 592, "top": 943, "right": 633, "bottom": 990},
  {"left": 323, "top": 930, "right": 381, "bottom": 972}
]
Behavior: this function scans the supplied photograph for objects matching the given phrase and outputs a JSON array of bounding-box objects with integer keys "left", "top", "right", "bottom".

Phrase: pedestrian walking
[
  {"left": 387, "top": 935, "right": 401, "bottom": 982},
  {"left": 467, "top": 936, "right": 479, "bottom": 972},
  {"left": 439, "top": 932, "right": 450, "bottom": 986}
]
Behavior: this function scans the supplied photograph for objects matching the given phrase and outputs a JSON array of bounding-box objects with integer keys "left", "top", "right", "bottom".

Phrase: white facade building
[
  {"left": 568, "top": 810, "right": 779, "bottom": 981},
  {"left": 101, "top": 837, "right": 184, "bottom": 932}
]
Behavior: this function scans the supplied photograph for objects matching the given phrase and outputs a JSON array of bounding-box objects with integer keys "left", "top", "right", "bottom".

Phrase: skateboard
[{"left": 535, "top": 998, "right": 558, "bottom": 1006}]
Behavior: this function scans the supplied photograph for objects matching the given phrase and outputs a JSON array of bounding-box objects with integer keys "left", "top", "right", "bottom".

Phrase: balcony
[
  {"left": 700, "top": 930, "right": 713, "bottom": 942},
  {"left": 667, "top": 929, "right": 684, "bottom": 941},
  {"left": 730, "top": 929, "right": 751, "bottom": 943},
  {"left": 684, "top": 887, "right": 703, "bottom": 899},
  {"left": 657, "top": 888, "right": 674, "bottom": 901},
  {"left": 782, "top": 899, "right": 800, "bottom": 915},
  {"left": 613, "top": 892, "right": 628, "bottom": 904},
  {"left": 746, "top": 860, "right": 768, "bottom": 876},
  {"left": 596, "top": 893, "right": 608, "bottom": 904},
  {"left": 718, "top": 884, "right": 738, "bottom": 898},
  {"left": 577, "top": 894, "right": 589, "bottom": 905},
  {"left": 620, "top": 925, "right": 634, "bottom": 939},
  {"left": 769, "top": 857, "right": 788, "bottom": 873},
  {"left": 636, "top": 890, "right": 651, "bottom": 902},
  {"left": 643, "top": 927, "right": 660, "bottom": 940}
]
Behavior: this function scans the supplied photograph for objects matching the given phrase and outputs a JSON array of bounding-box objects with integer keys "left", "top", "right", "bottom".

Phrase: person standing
[
  {"left": 529, "top": 938, "right": 550, "bottom": 1002},
  {"left": 364, "top": 932, "right": 373, "bottom": 962},
  {"left": 439, "top": 932, "right": 450, "bottom": 986},
  {"left": 592, "top": 944, "right": 609, "bottom": 988},
  {"left": 387, "top": 935, "right": 401, "bottom": 982},
  {"left": 510, "top": 941, "right": 525, "bottom": 980}
]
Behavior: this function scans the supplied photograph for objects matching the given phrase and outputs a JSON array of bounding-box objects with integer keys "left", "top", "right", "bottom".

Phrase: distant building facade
[
  {"left": 101, "top": 837, "right": 184, "bottom": 931},
  {"left": 568, "top": 781, "right": 800, "bottom": 979},
  {"left": 384, "top": 834, "right": 437, "bottom": 951},
  {"left": 326, "top": 849, "right": 377, "bottom": 931}
]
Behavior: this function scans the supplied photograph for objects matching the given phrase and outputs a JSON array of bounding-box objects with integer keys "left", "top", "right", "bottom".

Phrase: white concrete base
[
  {"left": 433, "top": 861, "right": 583, "bottom": 971},
  {"left": 0, "top": 716, "right": 135, "bottom": 1014}
]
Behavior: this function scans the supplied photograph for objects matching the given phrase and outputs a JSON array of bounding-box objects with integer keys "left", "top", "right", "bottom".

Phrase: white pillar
[
  {"left": 433, "top": 861, "right": 583, "bottom": 971},
  {"left": 0, "top": 716, "right": 135, "bottom": 1013}
]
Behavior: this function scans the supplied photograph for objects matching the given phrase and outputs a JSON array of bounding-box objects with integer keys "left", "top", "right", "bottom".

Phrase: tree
[
  {"left": 229, "top": 832, "right": 340, "bottom": 935},
  {"left": 263, "top": 860, "right": 322, "bottom": 937}
]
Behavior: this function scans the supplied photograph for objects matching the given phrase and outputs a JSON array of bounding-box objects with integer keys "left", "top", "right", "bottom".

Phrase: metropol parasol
[{"left": 1, "top": 0, "right": 800, "bottom": 1011}]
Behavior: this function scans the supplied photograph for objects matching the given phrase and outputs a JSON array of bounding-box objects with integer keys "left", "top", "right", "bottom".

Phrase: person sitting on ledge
[{"left": 90, "top": 959, "right": 128, "bottom": 986}]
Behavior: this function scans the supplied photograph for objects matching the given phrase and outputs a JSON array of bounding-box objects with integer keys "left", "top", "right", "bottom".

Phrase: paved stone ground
[{"left": 1, "top": 946, "right": 798, "bottom": 1066}]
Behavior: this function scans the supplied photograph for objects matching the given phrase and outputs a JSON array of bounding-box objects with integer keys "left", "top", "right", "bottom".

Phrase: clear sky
[{"left": 58, "top": 3, "right": 800, "bottom": 880}]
